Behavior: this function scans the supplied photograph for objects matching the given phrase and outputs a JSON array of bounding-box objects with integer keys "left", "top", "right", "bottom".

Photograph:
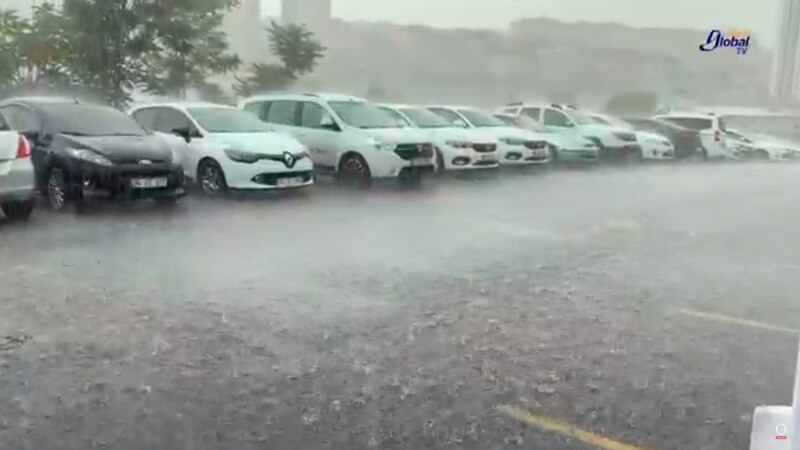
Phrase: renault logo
[
  {"left": 138, "top": 159, "right": 152, "bottom": 165},
  {"left": 282, "top": 151, "right": 296, "bottom": 168}
]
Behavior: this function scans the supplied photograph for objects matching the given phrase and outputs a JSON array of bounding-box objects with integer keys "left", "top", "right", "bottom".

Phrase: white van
[{"left": 239, "top": 93, "right": 435, "bottom": 187}]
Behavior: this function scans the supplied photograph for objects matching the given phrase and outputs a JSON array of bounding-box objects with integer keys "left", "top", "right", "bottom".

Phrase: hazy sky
[{"left": 262, "top": 0, "right": 781, "bottom": 47}]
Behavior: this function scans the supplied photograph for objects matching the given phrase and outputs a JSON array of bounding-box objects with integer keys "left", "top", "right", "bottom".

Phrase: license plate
[
  {"left": 277, "top": 176, "right": 304, "bottom": 187},
  {"left": 480, "top": 153, "right": 497, "bottom": 161},
  {"left": 532, "top": 149, "right": 548, "bottom": 158},
  {"left": 130, "top": 177, "right": 168, "bottom": 189},
  {"left": 410, "top": 158, "right": 431, "bottom": 167}
]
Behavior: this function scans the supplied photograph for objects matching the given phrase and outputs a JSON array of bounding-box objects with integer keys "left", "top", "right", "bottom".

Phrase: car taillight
[{"left": 16, "top": 135, "right": 31, "bottom": 159}]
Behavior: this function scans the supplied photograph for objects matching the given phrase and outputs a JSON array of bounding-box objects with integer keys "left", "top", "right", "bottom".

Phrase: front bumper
[
  {"left": 602, "top": 144, "right": 641, "bottom": 160},
  {"left": 221, "top": 156, "right": 315, "bottom": 190},
  {"left": 499, "top": 144, "right": 550, "bottom": 165},
  {"left": 0, "top": 158, "right": 36, "bottom": 202},
  {"left": 68, "top": 160, "right": 185, "bottom": 199},
  {"left": 558, "top": 148, "right": 600, "bottom": 163},
  {"left": 440, "top": 145, "right": 500, "bottom": 170},
  {"left": 641, "top": 144, "right": 675, "bottom": 160}
]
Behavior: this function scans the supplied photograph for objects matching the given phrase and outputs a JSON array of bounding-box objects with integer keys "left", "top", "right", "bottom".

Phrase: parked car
[
  {"left": 587, "top": 112, "right": 675, "bottom": 160},
  {"left": 651, "top": 112, "right": 733, "bottom": 159},
  {"left": 238, "top": 93, "right": 434, "bottom": 188},
  {"left": 724, "top": 128, "right": 800, "bottom": 161},
  {"left": 497, "top": 103, "right": 640, "bottom": 161},
  {"left": 0, "top": 111, "right": 35, "bottom": 220},
  {"left": 493, "top": 112, "right": 600, "bottom": 164},
  {"left": 425, "top": 106, "right": 550, "bottom": 165},
  {"left": 378, "top": 104, "right": 500, "bottom": 173},
  {"left": 0, "top": 98, "right": 185, "bottom": 211},
  {"left": 622, "top": 117, "right": 705, "bottom": 159},
  {"left": 130, "top": 102, "right": 314, "bottom": 194}
]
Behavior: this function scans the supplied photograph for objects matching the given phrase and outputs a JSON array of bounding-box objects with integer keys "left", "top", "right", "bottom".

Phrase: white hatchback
[
  {"left": 130, "top": 102, "right": 314, "bottom": 194},
  {"left": 425, "top": 105, "right": 550, "bottom": 165},
  {"left": 378, "top": 104, "right": 500, "bottom": 172},
  {"left": 238, "top": 93, "right": 435, "bottom": 188}
]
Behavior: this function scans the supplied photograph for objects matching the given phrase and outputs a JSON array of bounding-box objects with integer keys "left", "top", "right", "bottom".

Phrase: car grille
[
  {"left": 251, "top": 170, "right": 314, "bottom": 186},
  {"left": 472, "top": 143, "right": 497, "bottom": 153},
  {"left": 394, "top": 143, "right": 434, "bottom": 160},
  {"left": 114, "top": 158, "right": 167, "bottom": 165},
  {"left": 523, "top": 140, "right": 546, "bottom": 150}
]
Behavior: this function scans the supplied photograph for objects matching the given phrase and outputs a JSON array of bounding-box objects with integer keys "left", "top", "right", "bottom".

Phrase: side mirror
[{"left": 172, "top": 127, "right": 198, "bottom": 143}]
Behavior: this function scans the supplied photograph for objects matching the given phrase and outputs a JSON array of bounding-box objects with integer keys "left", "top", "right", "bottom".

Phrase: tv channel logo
[{"left": 699, "top": 28, "right": 751, "bottom": 55}]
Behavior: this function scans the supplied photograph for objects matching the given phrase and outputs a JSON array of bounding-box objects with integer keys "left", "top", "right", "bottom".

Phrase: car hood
[
  {"left": 636, "top": 130, "right": 670, "bottom": 142},
  {"left": 59, "top": 134, "right": 173, "bottom": 163},
  {"left": 209, "top": 132, "right": 305, "bottom": 155},
  {"left": 476, "top": 126, "right": 548, "bottom": 141},
  {"left": 577, "top": 123, "right": 630, "bottom": 135},
  {"left": 539, "top": 130, "right": 596, "bottom": 149},
  {"left": 423, "top": 127, "right": 498, "bottom": 144},
  {"left": 360, "top": 127, "right": 432, "bottom": 144}
]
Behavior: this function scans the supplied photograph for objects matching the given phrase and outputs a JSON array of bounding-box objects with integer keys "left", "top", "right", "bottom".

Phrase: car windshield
[
  {"left": 568, "top": 109, "right": 597, "bottom": 125},
  {"left": 457, "top": 108, "right": 507, "bottom": 127},
  {"left": 399, "top": 107, "right": 451, "bottom": 128},
  {"left": 42, "top": 103, "right": 146, "bottom": 136},
  {"left": 329, "top": 101, "right": 402, "bottom": 129},
  {"left": 187, "top": 107, "right": 273, "bottom": 133}
]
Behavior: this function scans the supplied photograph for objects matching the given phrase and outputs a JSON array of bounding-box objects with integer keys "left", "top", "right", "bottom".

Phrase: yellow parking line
[
  {"left": 498, "top": 405, "right": 651, "bottom": 450},
  {"left": 678, "top": 308, "right": 798, "bottom": 335}
]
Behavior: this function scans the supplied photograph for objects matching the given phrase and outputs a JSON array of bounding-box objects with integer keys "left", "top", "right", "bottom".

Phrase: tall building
[
  {"left": 281, "top": 0, "right": 332, "bottom": 34},
  {"left": 771, "top": 0, "right": 800, "bottom": 101},
  {"left": 223, "top": 0, "right": 264, "bottom": 67}
]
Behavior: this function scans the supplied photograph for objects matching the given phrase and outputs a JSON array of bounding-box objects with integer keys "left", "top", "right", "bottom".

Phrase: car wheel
[
  {"left": 197, "top": 159, "right": 227, "bottom": 195},
  {"left": 1, "top": 199, "right": 34, "bottom": 221},
  {"left": 337, "top": 153, "right": 372, "bottom": 189},
  {"left": 435, "top": 148, "right": 446, "bottom": 174},
  {"left": 46, "top": 167, "right": 71, "bottom": 212},
  {"left": 756, "top": 149, "right": 770, "bottom": 160}
]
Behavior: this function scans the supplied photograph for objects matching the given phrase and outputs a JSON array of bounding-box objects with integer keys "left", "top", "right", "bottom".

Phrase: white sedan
[
  {"left": 726, "top": 128, "right": 800, "bottom": 161},
  {"left": 130, "top": 102, "right": 314, "bottom": 194}
]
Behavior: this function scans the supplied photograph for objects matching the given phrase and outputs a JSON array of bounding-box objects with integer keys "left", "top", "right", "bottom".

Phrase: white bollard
[{"left": 750, "top": 335, "right": 800, "bottom": 449}]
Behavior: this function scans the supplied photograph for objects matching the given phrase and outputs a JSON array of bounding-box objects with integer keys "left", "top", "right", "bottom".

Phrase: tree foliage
[
  {"left": 235, "top": 20, "right": 325, "bottom": 96},
  {"left": 605, "top": 91, "right": 659, "bottom": 115}
]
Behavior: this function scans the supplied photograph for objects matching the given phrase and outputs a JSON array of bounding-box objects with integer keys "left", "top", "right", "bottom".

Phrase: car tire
[
  {"left": 197, "top": 159, "right": 228, "bottom": 195},
  {"left": 1, "top": 199, "right": 34, "bottom": 221},
  {"left": 337, "top": 153, "right": 372, "bottom": 189},
  {"left": 46, "top": 167, "right": 72, "bottom": 212},
  {"left": 435, "top": 148, "right": 446, "bottom": 175}
]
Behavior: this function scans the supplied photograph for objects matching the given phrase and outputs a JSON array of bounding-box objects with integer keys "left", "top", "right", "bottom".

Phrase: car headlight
[
  {"left": 66, "top": 147, "right": 113, "bottom": 166},
  {"left": 500, "top": 137, "right": 526, "bottom": 146},
  {"left": 445, "top": 140, "right": 473, "bottom": 149},
  {"left": 366, "top": 137, "right": 396, "bottom": 151},
  {"left": 296, "top": 149, "right": 310, "bottom": 159},
  {"left": 224, "top": 148, "right": 262, "bottom": 164}
]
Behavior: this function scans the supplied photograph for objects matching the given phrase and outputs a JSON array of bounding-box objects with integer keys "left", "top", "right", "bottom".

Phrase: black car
[
  {"left": 0, "top": 98, "right": 185, "bottom": 210},
  {"left": 622, "top": 117, "right": 704, "bottom": 159}
]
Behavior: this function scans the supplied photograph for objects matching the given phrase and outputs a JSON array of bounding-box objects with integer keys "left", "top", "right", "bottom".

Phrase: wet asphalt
[{"left": 1, "top": 162, "right": 800, "bottom": 450}]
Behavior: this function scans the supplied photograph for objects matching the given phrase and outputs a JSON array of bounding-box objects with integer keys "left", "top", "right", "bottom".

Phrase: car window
[
  {"left": 457, "top": 109, "right": 506, "bottom": 127},
  {"left": 243, "top": 101, "right": 265, "bottom": 118},
  {"left": 493, "top": 114, "right": 517, "bottom": 126},
  {"left": 41, "top": 103, "right": 145, "bottom": 136},
  {"left": 0, "top": 105, "right": 41, "bottom": 133},
  {"left": 131, "top": 108, "right": 160, "bottom": 130},
  {"left": 188, "top": 107, "right": 273, "bottom": 133},
  {"left": 662, "top": 117, "right": 713, "bottom": 131},
  {"left": 427, "top": 107, "right": 465, "bottom": 126},
  {"left": 398, "top": 107, "right": 451, "bottom": 128},
  {"left": 265, "top": 100, "right": 299, "bottom": 126},
  {"left": 377, "top": 107, "right": 413, "bottom": 127},
  {"left": 521, "top": 107, "right": 541, "bottom": 120},
  {"left": 543, "top": 108, "right": 571, "bottom": 127},
  {"left": 300, "top": 102, "right": 334, "bottom": 128},
  {"left": 502, "top": 107, "right": 519, "bottom": 114},
  {"left": 153, "top": 108, "right": 193, "bottom": 134},
  {"left": 0, "top": 112, "right": 8, "bottom": 131}
]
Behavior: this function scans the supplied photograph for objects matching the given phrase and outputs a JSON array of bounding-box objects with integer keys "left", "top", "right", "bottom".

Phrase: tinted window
[
  {"left": 153, "top": 108, "right": 193, "bottom": 134},
  {"left": 188, "top": 107, "right": 273, "bottom": 133},
  {"left": 243, "top": 101, "right": 267, "bottom": 119},
  {"left": 41, "top": 104, "right": 145, "bottom": 136},
  {"left": 521, "top": 107, "right": 541, "bottom": 120},
  {"left": 543, "top": 109, "right": 571, "bottom": 127},
  {"left": 0, "top": 105, "right": 41, "bottom": 133},
  {"left": 300, "top": 102, "right": 333, "bottom": 128},
  {"left": 661, "top": 117, "right": 713, "bottom": 131},
  {"left": 131, "top": 108, "right": 160, "bottom": 130},
  {"left": 265, "top": 101, "right": 299, "bottom": 126}
]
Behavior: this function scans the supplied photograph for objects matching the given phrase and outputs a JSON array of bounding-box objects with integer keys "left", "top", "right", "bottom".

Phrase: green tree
[
  {"left": 138, "top": 0, "right": 240, "bottom": 98},
  {"left": 235, "top": 20, "right": 325, "bottom": 96},
  {"left": 605, "top": 91, "right": 659, "bottom": 115}
]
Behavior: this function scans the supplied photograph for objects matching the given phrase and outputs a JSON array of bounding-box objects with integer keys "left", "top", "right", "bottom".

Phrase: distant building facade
[
  {"left": 281, "top": 0, "right": 332, "bottom": 35},
  {"left": 771, "top": 0, "right": 800, "bottom": 101}
]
